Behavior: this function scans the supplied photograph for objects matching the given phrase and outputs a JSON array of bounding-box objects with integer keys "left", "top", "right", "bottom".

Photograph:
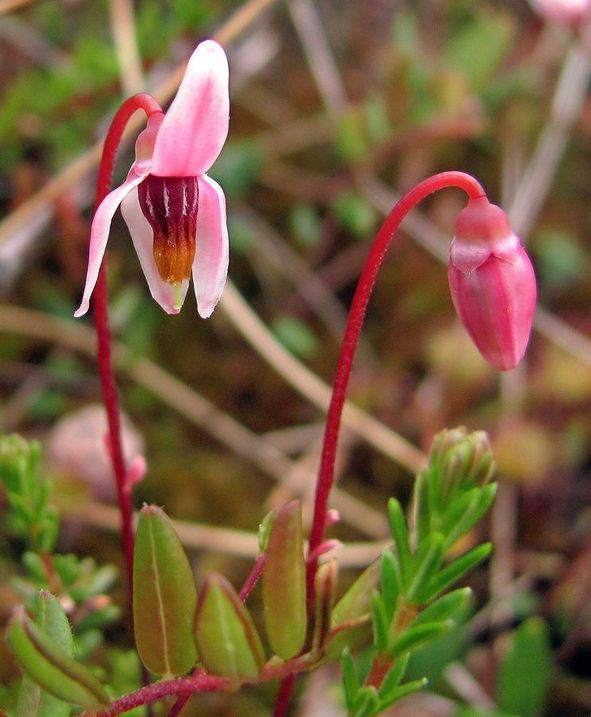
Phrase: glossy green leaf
[
  {"left": 389, "top": 620, "right": 451, "bottom": 657},
  {"left": 262, "top": 500, "right": 306, "bottom": 659},
  {"left": 387, "top": 499, "right": 411, "bottom": 585},
  {"left": 442, "top": 484, "right": 497, "bottom": 551},
  {"left": 377, "top": 653, "right": 409, "bottom": 700},
  {"left": 332, "top": 558, "right": 380, "bottom": 628},
  {"left": 327, "top": 559, "right": 378, "bottom": 659},
  {"left": 352, "top": 686, "right": 380, "bottom": 717},
  {"left": 422, "top": 543, "right": 492, "bottom": 602},
  {"left": 410, "top": 588, "right": 471, "bottom": 628},
  {"left": 258, "top": 509, "right": 276, "bottom": 552},
  {"left": 7, "top": 606, "right": 110, "bottom": 709},
  {"left": 16, "top": 592, "right": 73, "bottom": 717},
  {"left": 379, "top": 677, "right": 427, "bottom": 710},
  {"left": 413, "top": 469, "right": 431, "bottom": 545},
  {"left": 406, "top": 533, "right": 444, "bottom": 603},
  {"left": 133, "top": 505, "right": 197, "bottom": 677},
  {"left": 380, "top": 552, "right": 401, "bottom": 622},
  {"left": 341, "top": 648, "right": 360, "bottom": 707},
  {"left": 497, "top": 618, "right": 551, "bottom": 717},
  {"left": 371, "top": 593, "right": 389, "bottom": 652},
  {"left": 194, "top": 573, "right": 265, "bottom": 680}
]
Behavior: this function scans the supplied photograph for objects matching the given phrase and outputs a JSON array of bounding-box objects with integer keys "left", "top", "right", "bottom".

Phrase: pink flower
[
  {"left": 448, "top": 197, "right": 537, "bottom": 371},
  {"left": 75, "top": 40, "right": 229, "bottom": 318},
  {"left": 529, "top": 0, "right": 591, "bottom": 22}
]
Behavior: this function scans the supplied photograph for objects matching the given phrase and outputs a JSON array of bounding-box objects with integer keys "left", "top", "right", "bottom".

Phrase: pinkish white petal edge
[
  {"left": 193, "top": 175, "right": 229, "bottom": 318},
  {"left": 151, "top": 40, "right": 230, "bottom": 178},
  {"left": 74, "top": 165, "right": 149, "bottom": 317}
]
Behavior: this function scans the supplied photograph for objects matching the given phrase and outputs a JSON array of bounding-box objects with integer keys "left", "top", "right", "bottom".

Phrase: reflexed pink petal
[
  {"left": 74, "top": 165, "right": 148, "bottom": 317},
  {"left": 120, "top": 187, "right": 190, "bottom": 314},
  {"left": 193, "top": 175, "right": 229, "bottom": 318},
  {"left": 151, "top": 40, "right": 229, "bottom": 177}
]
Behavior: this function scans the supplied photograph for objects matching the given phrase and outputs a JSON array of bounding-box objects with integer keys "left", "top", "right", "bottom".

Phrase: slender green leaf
[
  {"left": 327, "top": 559, "right": 378, "bottom": 659},
  {"left": 377, "top": 653, "right": 409, "bottom": 699},
  {"left": 406, "top": 533, "right": 445, "bottom": 603},
  {"left": 380, "top": 552, "right": 400, "bottom": 622},
  {"left": 16, "top": 592, "right": 72, "bottom": 717},
  {"left": 413, "top": 469, "right": 431, "bottom": 544},
  {"left": 387, "top": 499, "right": 411, "bottom": 585},
  {"left": 421, "top": 543, "right": 492, "bottom": 602},
  {"left": 378, "top": 677, "right": 427, "bottom": 710},
  {"left": 195, "top": 573, "right": 265, "bottom": 680},
  {"left": 497, "top": 618, "right": 551, "bottom": 717},
  {"left": 332, "top": 558, "right": 380, "bottom": 629},
  {"left": 388, "top": 621, "right": 451, "bottom": 657},
  {"left": 7, "top": 607, "right": 110, "bottom": 709},
  {"left": 341, "top": 648, "right": 360, "bottom": 707},
  {"left": 133, "top": 505, "right": 197, "bottom": 677},
  {"left": 411, "top": 588, "right": 472, "bottom": 628},
  {"left": 352, "top": 686, "right": 380, "bottom": 717},
  {"left": 371, "top": 592, "right": 389, "bottom": 652},
  {"left": 262, "top": 500, "right": 307, "bottom": 659},
  {"left": 442, "top": 484, "right": 497, "bottom": 551}
]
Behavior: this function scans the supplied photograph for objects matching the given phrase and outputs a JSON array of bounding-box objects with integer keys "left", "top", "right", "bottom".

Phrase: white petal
[
  {"left": 74, "top": 164, "right": 147, "bottom": 317},
  {"left": 120, "top": 187, "right": 190, "bottom": 314},
  {"left": 193, "top": 175, "right": 229, "bottom": 318}
]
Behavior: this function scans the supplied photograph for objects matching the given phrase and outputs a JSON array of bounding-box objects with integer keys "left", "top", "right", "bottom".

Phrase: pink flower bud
[{"left": 448, "top": 197, "right": 537, "bottom": 371}]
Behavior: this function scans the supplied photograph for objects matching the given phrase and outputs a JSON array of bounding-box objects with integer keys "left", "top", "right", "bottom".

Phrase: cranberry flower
[
  {"left": 448, "top": 197, "right": 537, "bottom": 371},
  {"left": 529, "top": 0, "right": 591, "bottom": 22},
  {"left": 75, "top": 40, "right": 230, "bottom": 318}
]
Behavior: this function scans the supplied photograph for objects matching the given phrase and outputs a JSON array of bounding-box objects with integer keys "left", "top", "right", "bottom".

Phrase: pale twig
[
  {"left": 220, "top": 281, "right": 427, "bottom": 473},
  {"left": 109, "top": 0, "right": 145, "bottom": 95},
  {"left": 508, "top": 17, "right": 591, "bottom": 238},
  {"left": 239, "top": 205, "right": 349, "bottom": 338},
  {"left": 0, "top": 0, "right": 33, "bottom": 13},
  {"left": 444, "top": 663, "right": 497, "bottom": 711},
  {"left": 0, "top": 13, "right": 65, "bottom": 65},
  {"left": 61, "top": 500, "right": 388, "bottom": 568},
  {"left": 287, "top": 0, "right": 348, "bottom": 114},
  {"left": 0, "top": 305, "right": 389, "bottom": 538}
]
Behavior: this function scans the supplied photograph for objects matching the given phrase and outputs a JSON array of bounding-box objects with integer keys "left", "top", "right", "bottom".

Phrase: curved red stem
[
  {"left": 305, "top": 171, "right": 486, "bottom": 609},
  {"left": 91, "top": 93, "right": 162, "bottom": 595}
]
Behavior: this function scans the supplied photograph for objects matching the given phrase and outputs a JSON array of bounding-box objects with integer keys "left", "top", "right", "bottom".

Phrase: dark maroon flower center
[{"left": 138, "top": 175, "right": 199, "bottom": 284}]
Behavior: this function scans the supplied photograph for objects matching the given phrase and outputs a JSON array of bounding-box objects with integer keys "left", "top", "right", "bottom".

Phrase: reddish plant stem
[
  {"left": 305, "top": 172, "right": 486, "bottom": 609},
  {"left": 96, "top": 674, "right": 228, "bottom": 717},
  {"left": 94, "top": 656, "right": 312, "bottom": 716},
  {"left": 167, "top": 557, "right": 268, "bottom": 715},
  {"left": 166, "top": 693, "right": 190, "bottom": 717},
  {"left": 91, "top": 93, "right": 162, "bottom": 594},
  {"left": 272, "top": 673, "right": 296, "bottom": 717},
  {"left": 239, "top": 553, "right": 266, "bottom": 601}
]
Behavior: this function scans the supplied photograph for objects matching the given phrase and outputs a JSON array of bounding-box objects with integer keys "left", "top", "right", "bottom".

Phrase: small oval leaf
[
  {"left": 133, "top": 505, "right": 198, "bottom": 677},
  {"left": 262, "top": 500, "right": 306, "bottom": 659},
  {"left": 194, "top": 573, "right": 265, "bottom": 680},
  {"left": 16, "top": 591, "right": 74, "bottom": 717},
  {"left": 7, "top": 607, "right": 110, "bottom": 709}
]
